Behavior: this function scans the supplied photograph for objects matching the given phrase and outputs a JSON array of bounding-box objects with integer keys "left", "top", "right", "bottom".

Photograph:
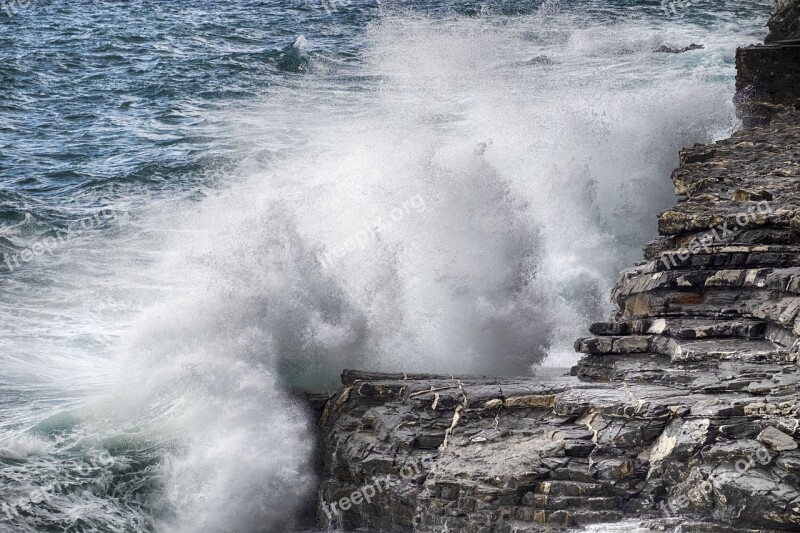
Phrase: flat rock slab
[
  {"left": 758, "top": 426, "right": 799, "bottom": 452},
  {"left": 317, "top": 369, "right": 800, "bottom": 532}
]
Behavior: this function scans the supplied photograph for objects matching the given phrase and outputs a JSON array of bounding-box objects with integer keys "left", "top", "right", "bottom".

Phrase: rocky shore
[{"left": 312, "top": 2, "right": 800, "bottom": 531}]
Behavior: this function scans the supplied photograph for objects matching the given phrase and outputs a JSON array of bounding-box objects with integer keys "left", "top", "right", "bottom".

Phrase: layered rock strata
[
  {"left": 318, "top": 361, "right": 800, "bottom": 532},
  {"left": 313, "top": 6, "right": 800, "bottom": 533}
]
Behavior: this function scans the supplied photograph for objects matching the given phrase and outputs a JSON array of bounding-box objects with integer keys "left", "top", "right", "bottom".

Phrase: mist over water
[
  {"left": 210, "top": 10, "right": 753, "bottom": 377},
  {"left": 0, "top": 1, "right": 767, "bottom": 531}
]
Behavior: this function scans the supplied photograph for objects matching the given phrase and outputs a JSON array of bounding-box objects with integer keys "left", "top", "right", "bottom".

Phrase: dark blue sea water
[{"left": 0, "top": 1, "right": 768, "bottom": 531}]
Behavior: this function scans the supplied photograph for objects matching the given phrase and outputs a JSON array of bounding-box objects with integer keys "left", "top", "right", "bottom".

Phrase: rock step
[
  {"left": 575, "top": 335, "right": 652, "bottom": 355},
  {"left": 575, "top": 335, "right": 792, "bottom": 364},
  {"left": 589, "top": 318, "right": 766, "bottom": 339},
  {"left": 656, "top": 207, "right": 778, "bottom": 238},
  {"left": 521, "top": 493, "right": 618, "bottom": 511},
  {"left": 614, "top": 289, "right": 800, "bottom": 327},
  {"left": 531, "top": 480, "right": 609, "bottom": 497},
  {"left": 612, "top": 267, "right": 788, "bottom": 299},
  {"left": 571, "top": 510, "right": 627, "bottom": 526},
  {"left": 669, "top": 338, "right": 793, "bottom": 363},
  {"left": 513, "top": 508, "right": 625, "bottom": 527},
  {"left": 643, "top": 245, "right": 800, "bottom": 271},
  {"left": 572, "top": 354, "right": 800, "bottom": 393}
]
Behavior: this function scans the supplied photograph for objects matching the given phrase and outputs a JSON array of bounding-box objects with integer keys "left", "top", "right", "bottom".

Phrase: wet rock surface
[
  {"left": 318, "top": 351, "right": 800, "bottom": 531},
  {"left": 736, "top": 1, "right": 800, "bottom": 126},
  {"left": 654, "top": 43, "right": 705, "bottom": 54},
  {"left": 766, "top": 0, "right": 800, "bottom": 43},
  {"left": 736, "top": 41, "right": 800, "bottom": 127},
  {"left": 312, "top": 5, "right": 800, "bottom": 532}
]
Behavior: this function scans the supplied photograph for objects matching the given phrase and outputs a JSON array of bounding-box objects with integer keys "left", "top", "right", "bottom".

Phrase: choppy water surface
[{"left": 0, "top": 1, "right": 767, "bottom": 531}]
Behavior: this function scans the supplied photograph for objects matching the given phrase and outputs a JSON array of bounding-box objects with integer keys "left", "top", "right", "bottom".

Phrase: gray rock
[
  {"left": 655, "top": 43, "right": 705, "bottom": 54},
  {"left": 735, "top": 42, "right": 800, "bottom": 126},
  {"left": 758, "top": 426, "right": 799, "bottom": 451},
  {"left": 766, "top": 0, "right": 800, "bottom": 43}
]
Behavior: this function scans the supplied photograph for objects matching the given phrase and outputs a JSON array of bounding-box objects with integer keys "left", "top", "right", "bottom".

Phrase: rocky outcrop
[
  {"left": 655, "top": 43, "right": 704, "bottom": 54},
  {"left": 318, "top": 363, "right": 800, "bottom": 532},
  {"left": 313, "top": 4, "right": 800, "bottom": 532},
  {"left": 736, "top": 42, "right": 800, "bottom": 127},
  {"left": 766, "top": 0, "right": 800, "bottom": 43},
  {"left": 736, "top": 1, "right": 800, "bottom": 127}
]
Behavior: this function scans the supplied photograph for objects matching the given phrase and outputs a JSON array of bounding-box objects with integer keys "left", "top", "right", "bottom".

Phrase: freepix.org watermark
[
  {"left": 2, "top": 0, "right": 30, "bottom": 18},
  {"left": 661, "top": 0, "right": 691, "bottom": 17},
  {"left": 2, "top": 207, "right": 129, "bottom": 273},
  {"left": 318, "top": 194, "right": 426, "bottom": 270},
  {"left": 1, "top": 451, "right": 117, "bottom": 521},
  {"left": 659, "top": 445, "right": 771, "bottom": 517},
  {"left": 321, "top": 0, "right": 351, "bottom": 14},
  {"left": 659, "top": 202, "right": 772, "bottom": 270},
  {"left": 322, "top": 455, "right": 435, "bottom": 521}
]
